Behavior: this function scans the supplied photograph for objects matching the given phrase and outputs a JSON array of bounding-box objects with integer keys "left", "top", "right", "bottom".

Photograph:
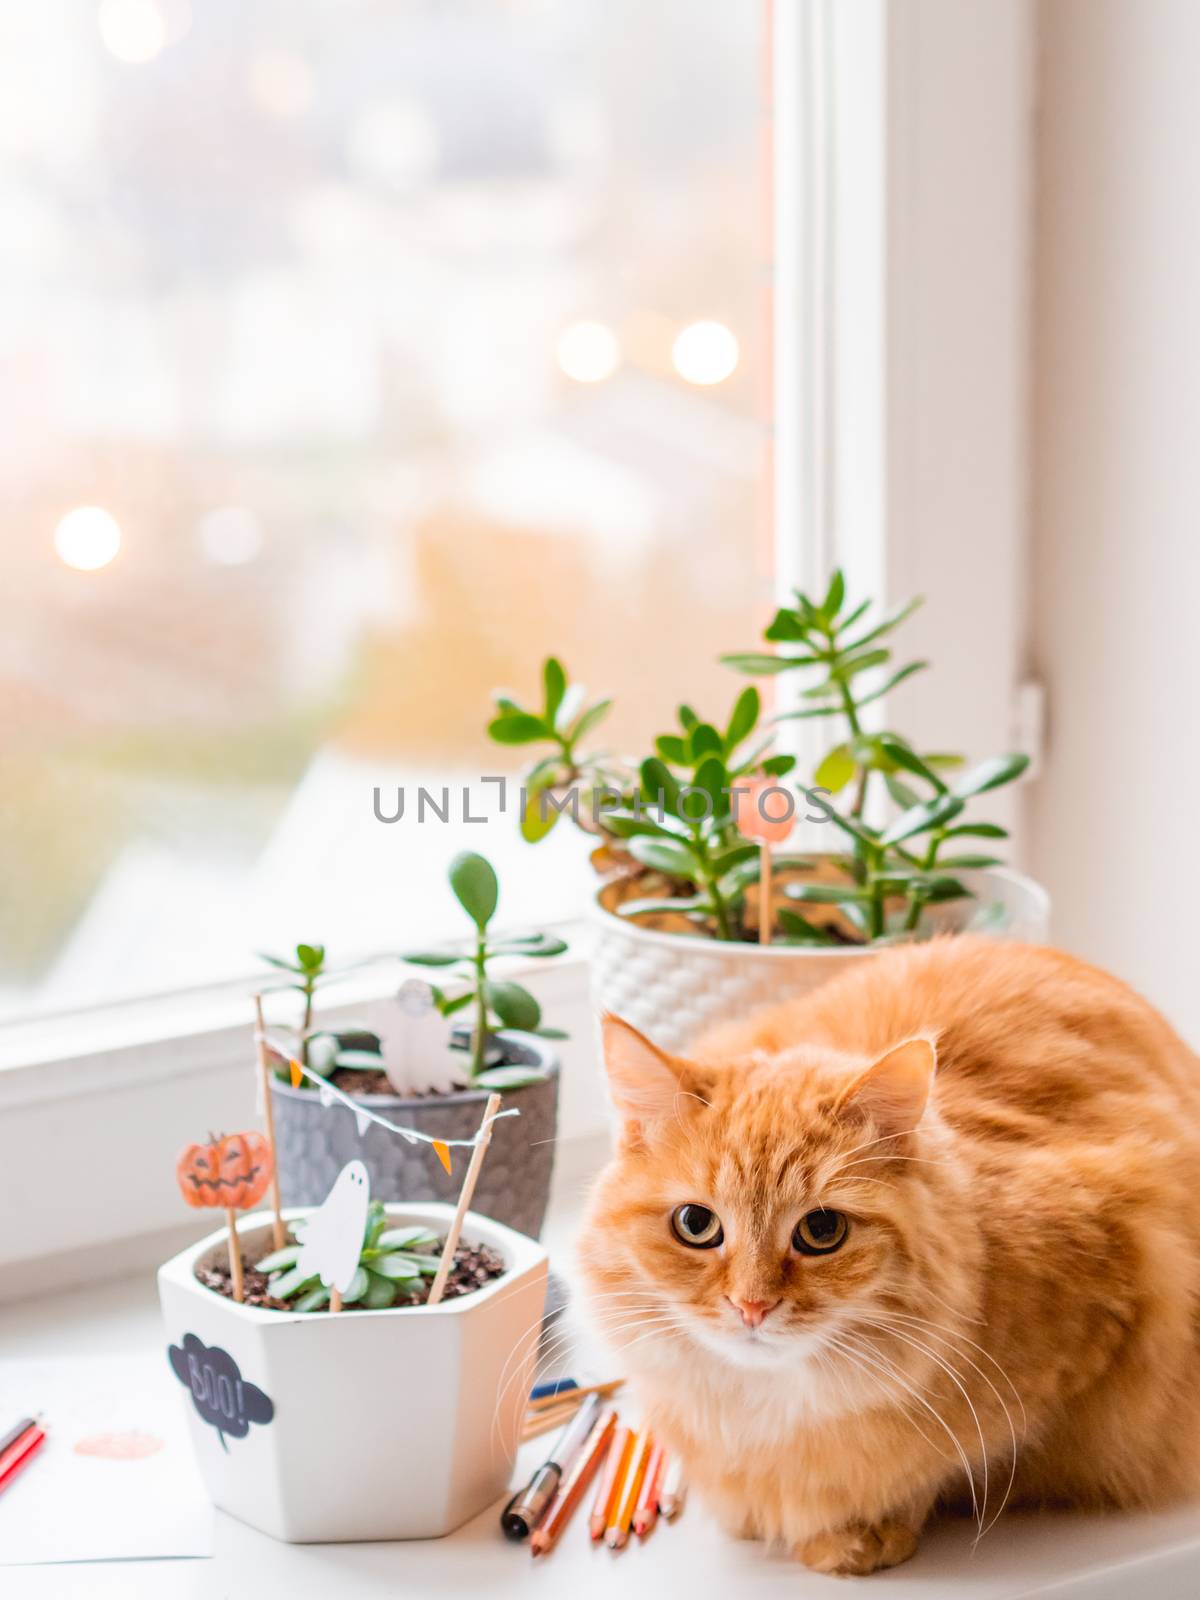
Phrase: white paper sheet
[{"left": 0, "top": 1355, "right": 212, "bottom": 1565}]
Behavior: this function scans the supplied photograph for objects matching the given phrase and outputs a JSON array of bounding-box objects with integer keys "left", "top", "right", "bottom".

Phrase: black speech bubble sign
[{"left": 168, "top": 1333, "right": 274, "bottom": 1452}]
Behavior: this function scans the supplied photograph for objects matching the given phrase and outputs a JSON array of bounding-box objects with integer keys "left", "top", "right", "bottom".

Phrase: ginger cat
[{"left": 578, "top": 937, "right": 1200, "bottom": 1575}]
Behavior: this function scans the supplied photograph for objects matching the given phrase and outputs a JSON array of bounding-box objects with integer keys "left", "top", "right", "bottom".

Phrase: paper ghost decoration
[{"left": 294, "top": 1160, "right": 370, "bottom": 1294}]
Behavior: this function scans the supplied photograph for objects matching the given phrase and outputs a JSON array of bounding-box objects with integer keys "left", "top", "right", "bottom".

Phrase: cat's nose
[{"left": 727, "top": 1295, "right": 780, "bottom": 1328}]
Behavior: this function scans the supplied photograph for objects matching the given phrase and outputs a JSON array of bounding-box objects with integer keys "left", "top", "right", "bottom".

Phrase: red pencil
[
  {"left": 633, "top": 1441, "right": 666, "bottom": 1537},
  {"left": 0, "top": 1425, "right": 46, "bottom": 1494}
]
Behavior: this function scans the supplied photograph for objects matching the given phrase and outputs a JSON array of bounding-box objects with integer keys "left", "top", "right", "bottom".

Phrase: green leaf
[
  {"left": 295, "top": 943, "right": 325, "bottom": 972},
  {"left": 640, "top": 757, "right": 682, "bottom": 817},
  {"left": 880, "top": 793, "right": 965, "bottom": 846},
  {"left": 473, "top": 1064, "right": 550, "bottom": 1091},
  {"left": 875, "top": 736, "right": 947, "bottom": 793},
  {"left": 520, "top": 778, "right": 560, "bottom": 844},
  {"left": 436, "top": 992, "right": 474, "bottom": 1018},
  {"left": 801, "top": 788, "right": 882, "bottom": 848},
  {"left": 449, "top": 851, "right": 499, "bottom": 928},
  {"left": 601, "top": 809, "right": 685, "bottom": 841},
  {"left": 399, "top": 949, "right": 464, "bottom": 967},
  {"left": 363, "top": 1203, "right": 388, "bottom": 1248},
  {"left": 923, "top": 875, "right": 972, "bottom": 903},
  {"left": 724, "top": 687, "right": 760, "bottom": 752},
  {"left": 922, "top": 752, "right": 966, "bottom": 770},
  {"left": 677, "top": 704, "right": 700, "bottom": 730},
  {"left": 362, "top": 1272, "right": 397, "bottom": 1309},
  {"left": 837, "top": 647, "right": 891, "bottom": 680},
  {"left": 293, "top": 1285, "right": 331, "bottom": 1313},
  {"left": 762, "top": 610, "right": 811, "bottom": 645},
  {"left": 720, "top": 651, "right": 798, "bottom": 675},
  {"left": 839, "top": 596, "right": 923, "bottom": 654},
  {"left": 341, "top": 1267, "right": 370, "bottom": 1305},
  {"left": 487, "top": 711, "right": 551, "bottom": 745},
  {"left": 569, "top": 697, "right": 612, "bottom": 744},
  {"left": 821, "top": 568, "right": 846, "bottom": 619},
  {"left": 711, "top": 842, "right": 759, "bottom": 875},
  {"left": 953, "top": 753, "right": 1030, "bottom": 798},
  {"left": 334, "top": 1050, "right": 387, "bottom": 1070},
  {"left": 784, "top": 883, "right": 870, "bottom": 905},
  {"left": 372, "top": 1253, "right": 422, "bottom": 1280},
  {"left": 935, "top": 854, "right": 1004, "bottom": 870},
  {"left": 776, "top": 908, "right": 838, "bottom": 944},
  {"left": 761, "top": 754, "right": 797, "bottom": 777},
  {"left": 618, "top": 895, "right": 714, "bottom": 918},
  {"left": 626, "top": 834, "right": 696, "bottom": 877},
  {"left": 814, "top": 743, "right": 857, "bottom": 793},
  {"left": 485, "top": 980, "right": 542, "bottom": 1031},
  {"left": 258, "top": 951, "right": 301, "bottom": 973},
  {"left": 488, "top": 933, "right": 569, "bottom": 958},
  {"left": 773, "top": 701, "right": 847, "bottom": 722},
  {"left": 542, "top": 657, "right": 566, "bottom": 722},
  {"left": 688, "top": 723, "right": 724, "bottom": 762},
  {"left": 534, "top": 1025, "right": 569, "bottom": 1040},
  {"left": 689, "top": 754, "right": 730, "bottom": 821},
  {"left": 256, "top": 1244, "right": 302, "bottom": 1273},
  {"left": 654, "top": 735, "right": 688, "bottom": 764},
  {"left": 270, "top": 1264, "right": 320, "bottom": 1299},
  {"left": 942, "top": 822, "right": 1009, "bottom": 839},
  {"left": 377, "top": 1226, "right": 438, "bottom": 1250},
  {"left": 851, "top": 660, "right": 929, "bottom": 710},
  {"left": 884, "top": 774, "right": 922, "bottom": 810}
]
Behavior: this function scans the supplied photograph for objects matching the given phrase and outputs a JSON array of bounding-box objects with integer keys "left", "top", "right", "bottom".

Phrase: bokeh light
[
  {"left": 197, "top": 506, "right": 264, "bottom": 567},
  {"left": 556, "top": 321, "right": 620, "bottom": 384},
  {"left": 54, "top": 507, "right": 122, "bottom": 571},
  {"left": 671, "top": 319, "right": 739, "bottom": 385},
  {"left": 248, "top": 52, "right": 314, "bottom": 120},
  {"left": 97, "top": 0, "right": 168, "bottom": 65}
]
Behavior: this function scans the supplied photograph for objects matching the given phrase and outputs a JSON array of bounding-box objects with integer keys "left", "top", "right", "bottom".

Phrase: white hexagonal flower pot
[{"left": 158, "top": 1203, "right": 547, "bottom": 1543}]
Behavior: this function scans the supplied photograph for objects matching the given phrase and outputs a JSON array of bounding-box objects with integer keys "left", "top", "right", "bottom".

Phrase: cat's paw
[{"left": 796, "top": 1520, "right": 919, "bottom": 1577}]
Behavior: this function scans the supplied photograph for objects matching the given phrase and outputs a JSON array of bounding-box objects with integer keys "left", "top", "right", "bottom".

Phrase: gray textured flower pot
[{"left": 269, "top": 1032, "right": 558, "bottom": 1239}]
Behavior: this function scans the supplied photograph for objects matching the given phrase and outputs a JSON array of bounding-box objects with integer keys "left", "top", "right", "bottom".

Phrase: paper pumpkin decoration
[
  {"left": 295, "top": 1160, "right": 371, "bottom": 1294},
  {"left": 736, "top": 776, "right": 795, "bottom": 844},
  {"left": 176, "top": 1132, "right": 275, "bottom": 1211}
]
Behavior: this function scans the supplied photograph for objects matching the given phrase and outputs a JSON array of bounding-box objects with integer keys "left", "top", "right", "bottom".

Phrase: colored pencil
[
  {"left": 589, "top": 1422, "right": 631, "bottom": 1540},
  {"left": 632, "top": 1440, "right": 666, "bottom": 1537},
  {"left": 605, "top": 1426, "right": 651, "bottom": 1550},
  {"left": 0, "top": 1425, "right": 45, "bottom": 1495},
  {"left": 528, "top": 1377, "right": 624, "bottom": 1413},
  {"left": 530, "top": 1378, "right": 579, "bottom": 1402},
  {"left": 531, "top": 1409, "right": 617, "bottom": 1558},
  {"left": 0, "top": 1417, "right": 37, "bottom": 1457},
  {"left": 522, "top": 1403, "right": 580, "bottom": 1443},
  {"left": 659, "top": 1454, "right": 687, "bottom": 1520}
]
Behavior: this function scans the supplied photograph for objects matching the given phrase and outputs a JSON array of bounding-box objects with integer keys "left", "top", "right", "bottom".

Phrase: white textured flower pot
[
  {"left": 591, "top": 864, "right": 1050, "bottom": 1051},
  {"left": 158, "top": 1204, "right": 547, "bottom": 1543}
]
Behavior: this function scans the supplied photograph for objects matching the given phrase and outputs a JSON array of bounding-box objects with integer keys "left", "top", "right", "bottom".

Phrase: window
[{"left": 2, "top": 0, "right": 772, "bottom": 1023}]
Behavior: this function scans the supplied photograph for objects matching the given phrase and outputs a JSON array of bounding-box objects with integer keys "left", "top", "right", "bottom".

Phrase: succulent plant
[
  {"left": 484, "top": 572, "right": 1030, "bottom": 945},
  {"left": 257, "top": 1204, "right": 443, "bottom": 1312},
  {"left": 399, "top": 851, "right": 568, "bottom": 1086},
  {"left": 258, "top": 942, "right": 387, "bottom": 1080}
]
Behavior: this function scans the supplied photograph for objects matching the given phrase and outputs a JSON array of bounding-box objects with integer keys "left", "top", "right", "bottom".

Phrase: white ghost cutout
[{"left": 295, "top": 1159, "right": 370, "bottom": 1294}]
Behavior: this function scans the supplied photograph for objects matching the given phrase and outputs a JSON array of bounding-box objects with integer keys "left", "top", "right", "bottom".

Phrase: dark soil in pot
[
  {"left": 269, "top": 1031, "right": 559, "bottom": 1239},
  {"left": 197, "top": 1235, "right": 505, "bottom": 1312}
]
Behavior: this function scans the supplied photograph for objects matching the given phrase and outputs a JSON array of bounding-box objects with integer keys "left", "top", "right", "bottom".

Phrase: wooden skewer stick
[
  {"left": 426, "top": 1093, "right": 503, "bottom": 1308},
  {"left": 253, "top": 994, "right": 286, "bottom": 1250},
  {"left": 521, "top": 1406, "right": 579, "bottom": 1443},
  {"left": 226, "top": 1208, "right": 245, "bottom": 1303},
  {"left": 329, "top": 1286, "right": 343, "bottom": 1314},
  {"left": 758, "top": 841, "right": 773, "bottom": 945}
]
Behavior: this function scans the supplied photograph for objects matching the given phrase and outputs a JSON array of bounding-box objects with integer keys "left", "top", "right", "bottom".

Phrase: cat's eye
[
  {"left": 793, "top": 1209, "right": 848, "bottom": 1255},
  {"left": 670, "top": 1204, "right": 724, "bottom": 1249}
]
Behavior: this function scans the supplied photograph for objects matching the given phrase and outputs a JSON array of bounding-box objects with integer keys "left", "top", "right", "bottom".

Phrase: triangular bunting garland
[
  {"left": 289, "top": 1058, "right": 303, "bottom": 1089},
  {"left": 432, "top": 1140, "right": 453, "bottom": 1176}
]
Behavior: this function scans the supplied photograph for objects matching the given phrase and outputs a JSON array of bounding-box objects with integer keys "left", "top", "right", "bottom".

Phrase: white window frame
[{"left": 0, "top": 0, "right": 1034, "bottom": 1294}]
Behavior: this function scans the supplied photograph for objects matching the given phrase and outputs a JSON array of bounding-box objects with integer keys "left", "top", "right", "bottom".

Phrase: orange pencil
[
  {"left": 632, "top": 1440, "right": 666, "bottom": 1537},
  {"left": 589, "top": 1422, "right": 631, "bottom": 1540},
  {"left": 531, "top": 1409, "right": 617, "bottom": 1558},
  {"left": 605, "top": 1426, "right": 651, "bottom": 1550}
]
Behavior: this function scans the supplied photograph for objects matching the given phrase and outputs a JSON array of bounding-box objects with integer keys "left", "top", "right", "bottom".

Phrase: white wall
[{"left": 1030, "top": 0, "right": 1200, "bottom": 1041}]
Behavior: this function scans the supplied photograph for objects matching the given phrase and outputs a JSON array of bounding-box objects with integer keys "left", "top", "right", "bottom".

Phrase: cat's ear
[
  {"left": 600, "top": 1015, "right": 687, "bottom": 1139},
  {"left": 837, "top": 1037, "right": 936, "bottom": 1139}
]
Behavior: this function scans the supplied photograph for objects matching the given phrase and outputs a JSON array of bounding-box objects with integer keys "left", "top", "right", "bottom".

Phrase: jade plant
[
  {"left": 400, "top": 851, "right": 568, "bottom": 1089},
  {"left": 485, "top": 573, "right": 1029, "bottom": 945},
  {"left": 258, "top": 942, "right": 384, "bottom": 1080},
  {"left": 257, "top": 1203, "right": 442, "bottom": 1312}
]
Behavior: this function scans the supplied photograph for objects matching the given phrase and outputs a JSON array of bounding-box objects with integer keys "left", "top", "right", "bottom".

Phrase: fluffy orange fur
[{"left": 578, "top": 937, "right": 1200, "bottom": 1575}]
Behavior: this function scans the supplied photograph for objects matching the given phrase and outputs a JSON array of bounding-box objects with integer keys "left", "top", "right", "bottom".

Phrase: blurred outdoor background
[{"left": 0, "top": 0, "right": 771, "bottom": 1020}]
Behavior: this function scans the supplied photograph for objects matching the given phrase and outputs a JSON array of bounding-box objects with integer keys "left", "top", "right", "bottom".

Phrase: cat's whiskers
[
  {"left": 873, "top": 1308, "right": 1027, "bottom": 1433},
  {"left": 829, "top": 1328, "right": 983, "bottom": 1534},
  {"left": 851, "top": 1317, "right": 994, "bottom": 1538}
]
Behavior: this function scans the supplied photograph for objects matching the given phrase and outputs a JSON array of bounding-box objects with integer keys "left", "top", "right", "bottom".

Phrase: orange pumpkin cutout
[{"left": 176, "top": 1132, "right": 274, "bottom": 1211}]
